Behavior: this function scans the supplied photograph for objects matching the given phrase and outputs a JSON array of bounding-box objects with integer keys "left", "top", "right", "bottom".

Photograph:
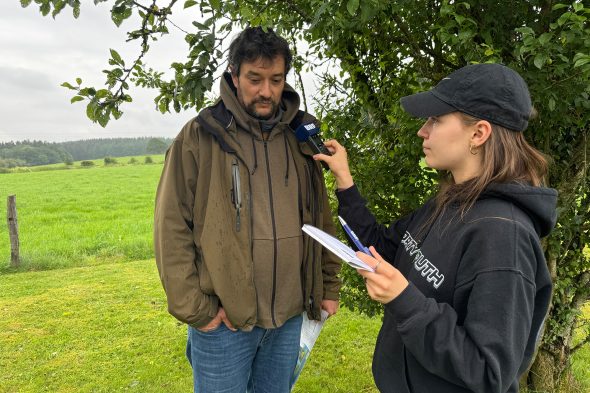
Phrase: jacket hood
[
  {"left": 482, "top": 183, "right": 558, "bottom": 237},
  {"left": 219, "top": 72, "right": 301, "bottom": 136}
]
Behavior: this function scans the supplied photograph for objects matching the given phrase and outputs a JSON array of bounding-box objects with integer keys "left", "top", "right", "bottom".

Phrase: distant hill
[{"left": 0, "top": 137, "right": 173, "bottom": 168}]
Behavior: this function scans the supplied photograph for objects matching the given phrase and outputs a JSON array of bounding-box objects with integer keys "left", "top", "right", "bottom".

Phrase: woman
[{"left": 314, "top": 63, "right": 557, "bottom": 393}]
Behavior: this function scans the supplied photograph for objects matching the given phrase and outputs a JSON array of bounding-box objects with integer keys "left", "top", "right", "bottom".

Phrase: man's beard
[{"left": 244, "top": 98, "right": 278, "bottom": 120}]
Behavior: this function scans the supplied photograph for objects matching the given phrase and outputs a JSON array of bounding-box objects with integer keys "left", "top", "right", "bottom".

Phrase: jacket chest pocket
[{"left": 231, "top": 158, "right": 242, "bottom": 232}]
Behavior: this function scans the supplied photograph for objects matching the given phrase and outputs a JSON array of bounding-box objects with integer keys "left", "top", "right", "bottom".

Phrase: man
[{"left": 154, "top": 27, "right": 341, "bottom": 393}]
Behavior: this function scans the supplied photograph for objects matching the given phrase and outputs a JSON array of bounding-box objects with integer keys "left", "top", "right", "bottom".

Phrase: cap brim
[{"left": 400, "top": 91, "right": 457, "bottom": 118}]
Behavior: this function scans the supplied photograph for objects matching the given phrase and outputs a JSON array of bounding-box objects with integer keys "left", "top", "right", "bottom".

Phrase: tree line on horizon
[{"left": 0, "top": 137, "right": 172, "bottom": 168}]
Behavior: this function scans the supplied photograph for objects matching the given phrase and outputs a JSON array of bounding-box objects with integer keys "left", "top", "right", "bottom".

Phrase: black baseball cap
[{"left": 400, "top": 63, "right": 532, "bottom": 132}]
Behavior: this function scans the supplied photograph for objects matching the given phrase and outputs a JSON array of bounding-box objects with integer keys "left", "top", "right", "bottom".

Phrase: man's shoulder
[
  {"left": 291, "top": 110, "right": 317, "bottom": 128},
  {"left": 201, "top": 99, "right": 232, "bottom": 129}
]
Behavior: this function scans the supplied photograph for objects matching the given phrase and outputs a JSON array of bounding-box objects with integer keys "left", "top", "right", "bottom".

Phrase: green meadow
[
  {"left": 0, "top": 158, "right": 588, "bottom": 392},
  {"left": 0, "top": 157, "right": 164, "bottom": 272}
]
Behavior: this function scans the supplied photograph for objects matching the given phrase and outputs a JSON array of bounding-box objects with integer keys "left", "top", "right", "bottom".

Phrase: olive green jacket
[{"left": 154, "top": 75, "right": 340, "bottom": 331}]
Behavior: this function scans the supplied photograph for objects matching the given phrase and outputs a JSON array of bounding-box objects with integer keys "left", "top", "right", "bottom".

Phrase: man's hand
[
  {"left": 197, "top": 307, "right": 237, "bottom": 332},
  {"left": 321, "top": 299, "right": 339, "bottom": 317}
]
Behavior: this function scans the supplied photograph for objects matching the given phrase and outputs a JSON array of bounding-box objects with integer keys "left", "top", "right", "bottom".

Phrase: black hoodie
[{"left": 337, "top": 182, "right": 557, "bottom": 393}]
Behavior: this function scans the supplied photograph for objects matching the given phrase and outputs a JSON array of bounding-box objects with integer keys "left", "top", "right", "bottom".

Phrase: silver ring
[{"left": 374, "top": 260, "right": 381, "bottom": 272}]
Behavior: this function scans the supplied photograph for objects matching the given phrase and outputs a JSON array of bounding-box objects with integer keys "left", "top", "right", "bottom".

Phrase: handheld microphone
[{"left": 294, "top": 123, "right": 331, "bottom": 170}]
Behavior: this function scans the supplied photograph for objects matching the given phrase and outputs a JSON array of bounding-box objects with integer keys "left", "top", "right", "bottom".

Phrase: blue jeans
[{"left": 186, "top": 314, "right": 303, "bottom": 393}]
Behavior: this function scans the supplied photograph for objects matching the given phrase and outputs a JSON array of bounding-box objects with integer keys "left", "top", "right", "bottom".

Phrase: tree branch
[
  {"left": 390, "top": 13, "right": 456, "bottom": 71},
  {"left": 280, "top": 0, "right": 311, "bottom": 23}
]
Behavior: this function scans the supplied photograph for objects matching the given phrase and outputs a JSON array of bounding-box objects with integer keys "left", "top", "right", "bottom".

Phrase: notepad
[{"left": 302, "top": 224, "right": 374, "bottom": 272}]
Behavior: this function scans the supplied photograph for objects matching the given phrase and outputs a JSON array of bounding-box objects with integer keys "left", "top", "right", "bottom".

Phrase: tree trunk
[
  {"left": 526, "top": 349, "right": 556, "bottom": 392},
  {"left": 7, "top": 195, "right": 20, "bottom": 267}
]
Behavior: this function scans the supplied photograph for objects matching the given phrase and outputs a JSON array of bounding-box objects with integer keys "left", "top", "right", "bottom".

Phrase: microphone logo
[{"left": 294, "top": 123, "right": 332, "bottom": 169}]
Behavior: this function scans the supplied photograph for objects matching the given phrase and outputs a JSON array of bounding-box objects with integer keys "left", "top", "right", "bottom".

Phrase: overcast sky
[{"left": 0, "top": 2, "right": 319, "bottom": 143}]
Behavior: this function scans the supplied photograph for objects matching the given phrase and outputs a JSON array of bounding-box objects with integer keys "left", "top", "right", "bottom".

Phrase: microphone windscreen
[{"left": 294, "top": 123, "right": 320, "bottom": 141}]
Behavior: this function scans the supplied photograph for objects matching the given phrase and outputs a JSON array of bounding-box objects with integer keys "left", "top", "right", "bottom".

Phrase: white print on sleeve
[{"left": 401, "top": 231, "right": 445, "bottom": 289}]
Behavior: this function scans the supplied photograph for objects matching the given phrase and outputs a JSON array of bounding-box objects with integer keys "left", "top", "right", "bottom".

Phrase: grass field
[
  {"left": 0, "top": 260, "right": 380, "bottom": 393},
  {"left": 0, "top": 158, "right": 588, "bottom": 392},
  {"left": 0, "top": 157, "right": 163, "bottom": 273}
]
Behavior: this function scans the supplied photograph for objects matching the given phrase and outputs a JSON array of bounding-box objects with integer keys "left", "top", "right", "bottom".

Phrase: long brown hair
[{"left": 422, "top": 112, "right": 549, "bottom": 236}]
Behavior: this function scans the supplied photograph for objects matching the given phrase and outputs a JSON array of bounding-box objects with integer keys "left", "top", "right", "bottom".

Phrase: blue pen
[{"left": 338, "top": 216, "right": 371, "bottom": 255}]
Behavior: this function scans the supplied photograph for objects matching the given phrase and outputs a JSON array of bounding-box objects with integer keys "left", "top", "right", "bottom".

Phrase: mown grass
[
  {"left": 0, "top": 260, "right": 380, "bottom": 393},
  {"left": 571, "top": 303, "right": 590, "bottom": 391},
  {"left": 0, "top": 158, "right": 163, "bottom": 272}
]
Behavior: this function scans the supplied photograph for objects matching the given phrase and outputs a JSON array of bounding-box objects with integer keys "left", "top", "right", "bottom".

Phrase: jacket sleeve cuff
[
  {"left": 385, "top": 282, "right": 427, "bottom": 326},
  {"left": 188, "top": 294, "right": 220, "bottom": 329},
  {"left": 335, "top": 184, "right": 362, "bottom": 205},
  {"left": 323, "top": 288, "right": 340, "bottom": 301}
]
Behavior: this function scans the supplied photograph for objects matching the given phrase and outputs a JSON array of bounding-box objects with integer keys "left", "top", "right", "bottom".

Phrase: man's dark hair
[{"left": 228, "top": 27, "right": 292, "bottom": 76}]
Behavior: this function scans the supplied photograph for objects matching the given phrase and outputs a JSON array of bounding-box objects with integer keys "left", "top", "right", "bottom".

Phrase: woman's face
[{"left": 417, "top": 112, "right": 476, "bottom": 181}]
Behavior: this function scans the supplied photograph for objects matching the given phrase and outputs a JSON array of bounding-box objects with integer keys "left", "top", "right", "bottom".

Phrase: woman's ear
[{"left": 471, "top": 120, "right": 492, "bottom": 148}]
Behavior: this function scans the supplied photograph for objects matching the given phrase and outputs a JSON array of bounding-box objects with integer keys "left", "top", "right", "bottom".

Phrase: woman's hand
[
  {"left": 356, "top": 246, "right": 409, "bottom": 304},
  {"left": 313, "top": 139, "right": 354, "bottom": 190}
]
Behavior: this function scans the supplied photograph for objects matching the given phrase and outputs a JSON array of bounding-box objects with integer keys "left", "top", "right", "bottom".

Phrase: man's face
[{"left": 231, "top": 56, "right": 286, "bottom": 120}]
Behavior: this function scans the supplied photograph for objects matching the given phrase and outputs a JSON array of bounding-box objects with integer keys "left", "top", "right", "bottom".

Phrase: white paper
[
  {"left": 302, "top": 224, "right": 374, "bottom": 272},
  {"left": 291, "top": 310, "right": 329, "bottom": 388}
]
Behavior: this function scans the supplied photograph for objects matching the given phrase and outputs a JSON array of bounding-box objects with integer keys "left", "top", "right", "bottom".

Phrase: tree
[
  {"left": 24, "top": 0, "right": 590, "bottom": 390},
  {"left": 145, "top": 137, "right": 168, "bottom": 154}
]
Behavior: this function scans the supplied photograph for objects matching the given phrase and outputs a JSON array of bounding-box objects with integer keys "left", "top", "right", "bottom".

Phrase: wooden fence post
[{"left": 7, "top": 195, "right": 20, "bottom": 268}]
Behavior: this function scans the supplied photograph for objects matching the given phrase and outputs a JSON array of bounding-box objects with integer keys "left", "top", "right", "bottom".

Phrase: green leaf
[
  {"left": 52, "top": 0, "right": 66, "bottom": 18},
  {"left": 347, "top": 0, "right": 359, "bottom": 15},
  {"left": 573, "top": 52, "right": 590, "bottom": 68},
  {"left": 111, "top": 4, "right": 132, "bottom": 27},
  {"left": 97, "top": 112, "right": 109, "bottom": 127},
  {"left": 20, "top": 0, "right": 33, "bottom": 7},
  {"left": 548, "top": 97, "right": 556, "bottom": 111},
  {"left": 86, "top": 102, "right": 98, "bottom": 121},
  {"left": 533, "top": 53, "right": 548, "bottom": 69},
  {"left": 192, "top": 21, "right": 207, "bottom": 30},
  {"left": 70, "top": 96, "right": 85, "bottom": 103},
  {"left": 210, "top": 0, "right": 221, "bottom": 11},
  {"left": 184, "top": 0, "right": 197, "bottom": 9},
  {"left": 76, "top": 78, "right": 83, "bottom": 85},
  {"left": 112, "top": 108, "right": 123, "bottom": 120},
  {"left": 573, "top": 56, "right": 590, "bottom": 68},
  {"left": 538, "top": 32, "right": 553, "bottom": 46},
  {"left": 551, "top": 3, "right": 569, "bottom": 11},
  {"left": 61, "top": 82, "right": 76, "bottom": 90},
  {"left": 109, "top": 49, "right": 123, "bottom": 66},
  {"left": 557, "top": 12, "right": 572, "bottom": 26},
  {"left": 95, "top": 89, "right": 109, "bottom": 99},
  {"left": 40, "top": 3, "right": 50, "bottom": 16}
]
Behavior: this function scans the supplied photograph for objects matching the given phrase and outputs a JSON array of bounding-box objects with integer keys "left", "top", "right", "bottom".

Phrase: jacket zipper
[
  {"left": 306, "top": 160, "right": 317, "bottom": 312},
  {"left": 263, "top": 141, "right": 279, "bottom": 327},
  {"left": 231, "top": 152, "right": 257, "bottom": 324}
]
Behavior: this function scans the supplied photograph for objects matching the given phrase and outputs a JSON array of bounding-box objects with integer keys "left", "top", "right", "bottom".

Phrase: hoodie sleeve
[
  {"left": 336, "top": 184, "right": 415, "bottom": 264},
  {"left": 319, "top": 169, "right": 342, "bottom": 301},
  {"left": 154, "top": 125, "right": 219, "bottom": 328},
  {"left": 385, "top": 218, "right": 541, "bottom": 393}
]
